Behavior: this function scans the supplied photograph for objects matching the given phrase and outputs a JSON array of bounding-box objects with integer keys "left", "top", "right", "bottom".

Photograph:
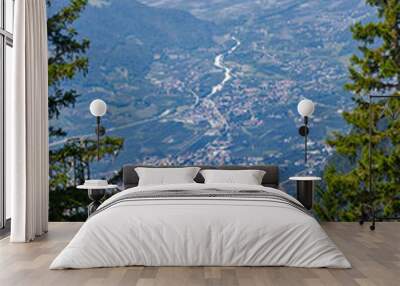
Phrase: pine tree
[
  {"left": 315, "top": 0, "right": 400, "bottom": 221},
  {"left": 47, "top": 0, "right": 124, "bottom": 221},
  {"left": 47, "top": 0, "right": 90, "bottom": 137}
]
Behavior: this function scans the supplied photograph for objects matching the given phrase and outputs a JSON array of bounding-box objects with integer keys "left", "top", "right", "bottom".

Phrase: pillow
[
  {"left": 135, "top": 167, "right": 200, "bottom": 186},
  {"left": 200, "top": 169, "right": 266, "bottom": 185}
]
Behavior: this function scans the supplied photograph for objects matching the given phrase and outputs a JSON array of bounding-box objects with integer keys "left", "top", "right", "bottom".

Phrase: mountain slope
[{"left": 76, "top": 0, "right": 218, "bottom": 78}]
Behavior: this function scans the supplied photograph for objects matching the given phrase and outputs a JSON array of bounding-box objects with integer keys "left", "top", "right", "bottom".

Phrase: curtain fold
[{"left": 8, "top": 0, "right": 49, "bottom": 242}]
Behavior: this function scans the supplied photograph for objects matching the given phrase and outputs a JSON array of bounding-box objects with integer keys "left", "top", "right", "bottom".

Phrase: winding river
[
  {"left": 207, "top": 36, "right": 241, "bottom": 99},
  {"left": 198, "top": 36, "right": 241, "bottom": 130}
]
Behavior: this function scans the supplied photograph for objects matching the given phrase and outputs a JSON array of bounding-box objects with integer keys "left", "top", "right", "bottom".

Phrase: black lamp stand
[
  {"left": 95, "top": 116, "right": 105, "bottom": 161},
  {"left": 298, "top": 116, "right": 309, "bottom": 164}
]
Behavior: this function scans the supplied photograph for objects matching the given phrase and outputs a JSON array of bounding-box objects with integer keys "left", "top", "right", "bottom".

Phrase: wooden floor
[{"left": 0, "top": 222, "right": 399, "bottom": 286}]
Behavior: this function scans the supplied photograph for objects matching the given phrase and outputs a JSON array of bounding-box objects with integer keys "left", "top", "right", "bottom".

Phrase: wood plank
[{"left": 0, "top": 222, "right": 398, "bottom": 286}]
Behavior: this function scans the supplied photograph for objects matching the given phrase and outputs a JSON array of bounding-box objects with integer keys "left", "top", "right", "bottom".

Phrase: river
[{"left": 207, "top": 36, "right": 241, "bottom": 99}]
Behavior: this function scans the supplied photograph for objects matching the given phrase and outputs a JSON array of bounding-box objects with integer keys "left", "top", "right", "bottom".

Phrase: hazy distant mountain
[{"left": 76, "top": 0, "right": 217, "bottom": 80}]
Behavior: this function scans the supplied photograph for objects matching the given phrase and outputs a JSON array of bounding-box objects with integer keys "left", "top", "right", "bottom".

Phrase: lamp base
[{"left": 298, "top": 125, "right": 309, "bottom": 136}]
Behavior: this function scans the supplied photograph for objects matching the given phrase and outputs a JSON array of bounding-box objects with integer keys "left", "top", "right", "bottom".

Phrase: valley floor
[{"left": 0, "top": 222, "right": 399, "bottom": 286}]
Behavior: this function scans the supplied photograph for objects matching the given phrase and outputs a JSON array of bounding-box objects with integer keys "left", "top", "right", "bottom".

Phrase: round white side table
[
  {"left": 77, "top": 184, "right": 117, "bottom": 216},
  {"left": 289, "top": 176, "right": 321, "bottom": 210}
]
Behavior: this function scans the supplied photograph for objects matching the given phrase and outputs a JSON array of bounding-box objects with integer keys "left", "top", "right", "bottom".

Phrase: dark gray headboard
[{"left": 122, "top": 165, "right": 279, "bottom": 189}]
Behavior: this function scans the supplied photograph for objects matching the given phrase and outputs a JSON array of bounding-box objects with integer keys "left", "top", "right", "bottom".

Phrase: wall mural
[{"left": 48, "top": 1, "right": 399, "bottom": 221}]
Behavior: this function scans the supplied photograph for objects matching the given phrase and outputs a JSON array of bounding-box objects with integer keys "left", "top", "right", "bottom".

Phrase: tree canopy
[{"left": 315, "top": 0, "right": 400, "bottom": 221}]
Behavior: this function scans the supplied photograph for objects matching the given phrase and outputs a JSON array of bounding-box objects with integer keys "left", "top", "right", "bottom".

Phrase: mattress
[{"left": 50, "top": 183, "right": 351, "bottom": 269}]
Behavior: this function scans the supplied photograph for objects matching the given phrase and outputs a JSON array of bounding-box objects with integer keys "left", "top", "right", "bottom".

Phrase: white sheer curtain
[{"left": 7, "top": 0, "right": 49, "bottom": 242}]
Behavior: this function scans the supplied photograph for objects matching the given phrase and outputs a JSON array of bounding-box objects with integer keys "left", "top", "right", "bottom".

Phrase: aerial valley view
[{"left": 50, "top": 0, "right": 373, "bottom": 190}]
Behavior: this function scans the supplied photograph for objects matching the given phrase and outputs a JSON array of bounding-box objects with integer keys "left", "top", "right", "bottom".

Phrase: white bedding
[{"left": 50, "top": 183, "right": 351, "bottom": 269}]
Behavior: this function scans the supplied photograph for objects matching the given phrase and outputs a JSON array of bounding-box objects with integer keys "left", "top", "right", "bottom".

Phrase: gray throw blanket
[{"left": 90, "top": 189, "right": 309, "bottom": 218}]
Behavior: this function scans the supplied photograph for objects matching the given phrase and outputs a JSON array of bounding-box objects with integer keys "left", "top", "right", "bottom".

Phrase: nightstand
[
  {"left": 77, "top": 182, "right": 117, "bottom": 217},
  {"left": 289, "top": 176, "right": 321, "bottom": 210}
]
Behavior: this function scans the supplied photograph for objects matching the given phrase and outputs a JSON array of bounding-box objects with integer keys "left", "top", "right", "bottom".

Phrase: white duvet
[{"left": 50, "top": 183, "right": 351, "bottom": 269}]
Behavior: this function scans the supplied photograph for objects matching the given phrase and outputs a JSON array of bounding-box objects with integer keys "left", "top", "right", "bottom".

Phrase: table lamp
[
  {"left": 297, "top": 99, "right": 315, "bottom": 164},
  {"left": 89, "top": 99, "right": 107, "bottom": 161}
]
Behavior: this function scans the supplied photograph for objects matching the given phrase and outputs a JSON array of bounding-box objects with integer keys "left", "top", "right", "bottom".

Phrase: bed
[{"left": 50, "top": 165, "right": 350, "bottom": 269}]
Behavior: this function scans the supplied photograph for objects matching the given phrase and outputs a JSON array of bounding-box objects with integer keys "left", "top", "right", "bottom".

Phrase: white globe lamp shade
[
  {"left": 297, "top": 99, "right": 315, "bottom": 117},
  {"left": 90, "top": 99, "right": 107, "bottom": 117}
]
